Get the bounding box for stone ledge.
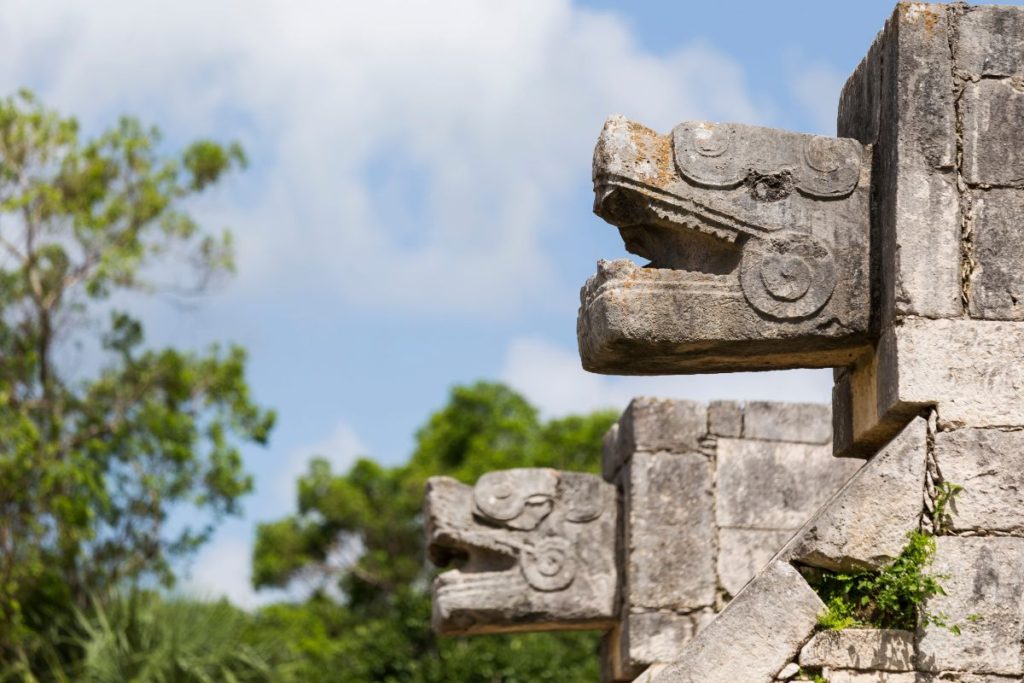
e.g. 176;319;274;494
798;629;914;672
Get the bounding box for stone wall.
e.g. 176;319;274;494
619;5;1024;682
424;398;861;680
602;398;860;681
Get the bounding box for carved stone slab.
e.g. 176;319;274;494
424;469;617;635
578;115;872;375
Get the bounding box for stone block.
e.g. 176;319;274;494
618;397;707;455
917;537;1024;676
798;629;914;671
621;610;711;675
826;673;916;683
967;190;1024;320
717;528;794;598
916;676;1021;683
626;451;716;610
650;562;823;683
785;417;927;572
707;400;742;438
955;5;1024;79
933;428;1024;534
836;317;1024;457
839;3;962;326
743;401;832;444
715;438;861;530
894;318;1024;429
963;80;1024;185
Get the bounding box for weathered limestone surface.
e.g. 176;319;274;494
425;399;852;681
917;537;1024;676
617;397;707;457
826;673;917;683
799;629;915;671
955;4;1024;78
783;417;926;572
717;528;793;598
424;469;617;635
837;318;1024;456
966;191;1024;320
962;80;1024;185
916;676;1022;683
603;397;707;480
716;438;858;530
933;428;1024;534
461;3;1024;678
776;662;800;679
650;562;822;683
707;400;742;437
743;401;832;444
616;610;713;669
839;2;961;328
625;450;716;610
893;318;1024;428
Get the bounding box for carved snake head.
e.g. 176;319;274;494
580;116;873;374
424;469;617;636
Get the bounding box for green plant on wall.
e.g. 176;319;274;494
932;481;963;534
812;531;958;634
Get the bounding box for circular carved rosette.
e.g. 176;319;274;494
522;537;576;592
740;232;836;320
474;478;523;521
692;123;732;158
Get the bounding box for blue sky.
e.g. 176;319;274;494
0;0;986;606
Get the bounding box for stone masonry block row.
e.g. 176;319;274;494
600;399;855;680
605;398;833;480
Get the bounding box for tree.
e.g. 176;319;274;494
0;90;275;667
251;382;617;682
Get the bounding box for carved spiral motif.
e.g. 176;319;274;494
522;538;576;591
740;232;836;320
804;136;844;173
692;123;731;158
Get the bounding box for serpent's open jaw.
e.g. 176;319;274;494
594;176;746;278
579;115;873;374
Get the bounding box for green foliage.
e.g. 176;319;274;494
251;381;616;681
932;481;963;534
3;591;284;683
813;531;956;633
0;90;273;667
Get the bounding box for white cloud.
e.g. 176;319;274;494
185;536;272;610
0;0;765;315
278;420;366;507
789;61;845;135
500;337;832;418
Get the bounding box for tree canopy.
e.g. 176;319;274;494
0;90;274;670
0;90;618;682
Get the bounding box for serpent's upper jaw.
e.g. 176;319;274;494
580;116;873;375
